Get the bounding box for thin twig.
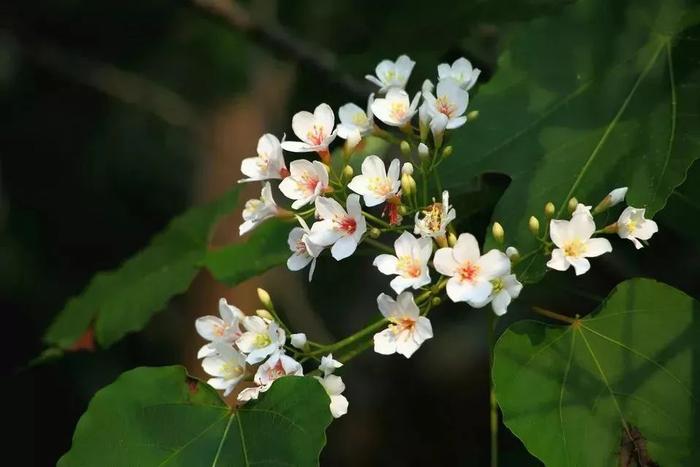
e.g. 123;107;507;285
190;0;370;99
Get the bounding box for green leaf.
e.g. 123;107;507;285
493;278;700;466
204;219;291;286
44;188;240;350
442;0;700;282
58;366;332;467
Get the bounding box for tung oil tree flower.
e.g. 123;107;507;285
201;343;247;397
236;316;286;364
239;182;278;236
239;133;288;182
365;54;415;92
281;103;337;161
336;94;375;149
309;194;367;260
319;353;343;376
347;155;401;207
373;291;433;358
423;79;470;130
279;159;329;209
373;231;432;294
414;190;456;238
237;353;303;402
287;216;323;281
315;374;349;419
547;209;612;275
437;57;481;90
371;88;421;127
433;233;511;306
195;298;245;358
616;207;658;249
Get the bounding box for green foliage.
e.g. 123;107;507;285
44;188;241;350
442;0;700;282
58;367;332;467
494;279;699;466
204;219;291;286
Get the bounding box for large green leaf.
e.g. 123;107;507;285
204;219;291;286
494;279;700;466
58;366;332;466
44;188;241;350
442;0;700;282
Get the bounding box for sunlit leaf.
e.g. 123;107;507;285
494;278;700;466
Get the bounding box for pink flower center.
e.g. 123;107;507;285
397;256;421;278
306;125;327;146
266;360;286;380
457;261;479;283
336;216;357;234
300;173;320;193
390;317;416;335
436;96;455;118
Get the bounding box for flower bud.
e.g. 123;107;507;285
528;216;540;235
402;162;414;175
430;113;448;149
593;187;628;214
369;227;381;239
400;140;411;156
492;222;504;244
290;333;307;349
567;197;578;213
505;246;520;262
467;110;479;121
419;103;431;142
442;146;453;158
401;173;415;196
257;288;272;309
342;165;354;178
544;202;555;218
418;143;430;160
602;222;618;234
256;308;274;320
422;79;434;95
431;296;442;307
448;232;457;246
398;205;409;216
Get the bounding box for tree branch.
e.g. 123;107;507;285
190;0;370;99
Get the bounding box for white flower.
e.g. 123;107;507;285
281;103;337;153
365;54;415;92
414;190;456;238
239;133;287;182
279;159;329;209
196;298;245;358
371;88;421;127
239;182;278;236
437;57;481;90
290;333;307;349
546;211;612;275
235;316;286;364
429;113;448;140
202;343;246;396
423;79;469;130
309;194;367;260
237;353;303;402
572;203;592;217
421;79;434;95
347;155;401;207
319;353;343;376
337;94;374;148
373;231;432;294
287;216;323;281
486;274;523;316
314;375;348;418
373;292;433;358
608;187;628;206
617;207;658;249
433;233;511;305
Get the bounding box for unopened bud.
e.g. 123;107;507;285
442;146;453;158
401;173;414;196
290;333;307;349
467;110;479;121
402;162;414;175
435;235;448;248
422;79;434;95
492;222;504;244
398;205;409;216
369;227;381;239
447;232;457;246
400;140;411;156
418;143;430;160
567;197;578;213
528;216;540;235
342;165;353;178
256;309;274;320
602;222;618;234
257;288;272;308
431;296;442;307
505;246;520;262
544;202;555;218
593;187;628;214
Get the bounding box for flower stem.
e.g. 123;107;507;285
362;210;392;228
531;306;577;324
306;317;387;358
488;312;499;467
363;237;395;254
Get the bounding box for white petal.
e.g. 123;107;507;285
287;251;312;271
331;236;358;260
433;248;458;276
491;291;512;316
549;220;570;247
569;211;596;240
394;231;416;257
453;233;481;263
314;103;335;133
376;293;397;319
195;316;225;341
373;254;399;275
584;237;612;258
373;328;397;355
546;249;570;271
569;257;591;276
361;155;387;178
291;111;315;143
329;395;349;418
477;250;511;279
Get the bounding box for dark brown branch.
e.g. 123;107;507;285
190;0;370;99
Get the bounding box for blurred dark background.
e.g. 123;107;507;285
2;0;698;465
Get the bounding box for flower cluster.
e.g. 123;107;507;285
194;53;658;421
